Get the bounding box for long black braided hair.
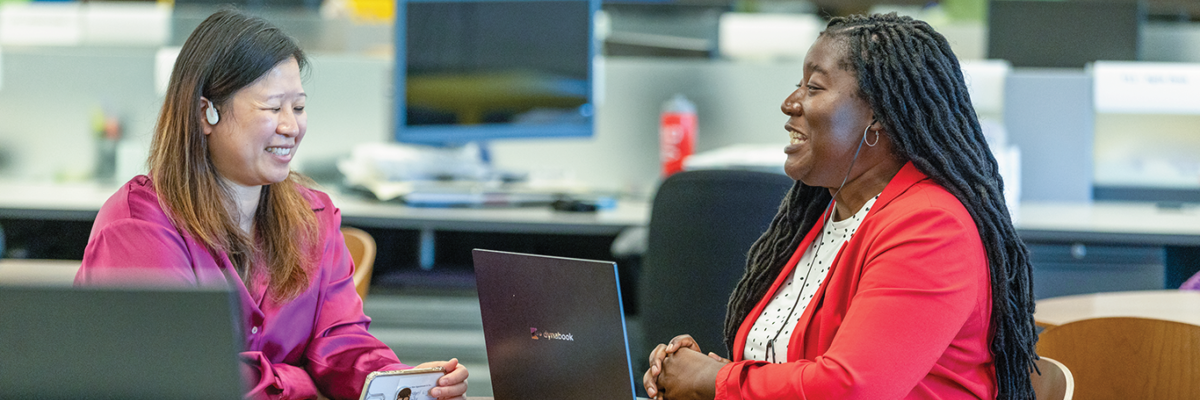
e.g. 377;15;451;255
722;13;1037;399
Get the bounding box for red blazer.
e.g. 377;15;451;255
717;162;996;400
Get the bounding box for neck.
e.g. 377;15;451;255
220;178;262;235
829;158;904;221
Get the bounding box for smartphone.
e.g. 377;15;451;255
358;367;444;400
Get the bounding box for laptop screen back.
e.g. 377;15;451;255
0;285;244;399
472;249;637;400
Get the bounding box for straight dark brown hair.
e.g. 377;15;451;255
149;8;319;301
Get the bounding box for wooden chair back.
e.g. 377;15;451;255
341;227;377;300
1032;356;1074;400
1037;317;1200;400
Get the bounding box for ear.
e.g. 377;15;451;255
869;118;886;134
200;97;216;135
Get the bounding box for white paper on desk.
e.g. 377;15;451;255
359;181;414;202
338;142;490;184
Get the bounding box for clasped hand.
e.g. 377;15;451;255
643;334;729;400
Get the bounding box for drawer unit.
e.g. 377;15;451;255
1027;242;1165;299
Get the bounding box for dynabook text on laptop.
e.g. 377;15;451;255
472;249;651;400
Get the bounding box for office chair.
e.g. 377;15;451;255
1032;356;1074;400
1037;317;1200;400
341;227;377;300
637;169;793;367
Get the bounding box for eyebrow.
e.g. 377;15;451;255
264;93;307;100
805;62;828;76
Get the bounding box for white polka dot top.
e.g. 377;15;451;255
743;195;879;363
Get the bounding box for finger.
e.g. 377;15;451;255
431;381;468;398
413;360;446;370
649;343;669;372
668;334;701;353
643;368;658;397
440;363;468;386
648;343;666;365
707;352;731;363
441;358;459;373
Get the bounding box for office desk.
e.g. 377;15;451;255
1016;202;1200;246
1015;202;1200;296
4;181;1196;241
1034;290;1200;328
0;181;650;269
0;259;81;284
5;181;1200;277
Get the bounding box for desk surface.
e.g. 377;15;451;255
1016;201;1200;246
1034;290;1200;327
0;259;81;284
0;181;650;236
6;181;1200;242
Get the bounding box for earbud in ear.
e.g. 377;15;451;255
205;101;220;125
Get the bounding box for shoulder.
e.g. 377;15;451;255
868;180;978;244
93;175;175;232
870;164;975;231
886;179;972;220
297;185;334;212
293;185;342;235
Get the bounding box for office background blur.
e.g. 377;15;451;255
2;0;1200;396
0;0;1198;204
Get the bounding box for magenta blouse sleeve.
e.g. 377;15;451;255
302;205;410;399
77;218;197;285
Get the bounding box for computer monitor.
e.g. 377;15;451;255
395;0;599;146
988;0;1143;69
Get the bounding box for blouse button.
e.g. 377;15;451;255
251;326;259;334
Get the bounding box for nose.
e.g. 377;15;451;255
781;88;803;116
277;109;300;137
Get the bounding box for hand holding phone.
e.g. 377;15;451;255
359;367;444;400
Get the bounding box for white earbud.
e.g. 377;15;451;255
205;101;220;125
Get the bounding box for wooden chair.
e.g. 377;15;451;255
1037;317;1200;400
341;227;377;300
1032;356;1074;400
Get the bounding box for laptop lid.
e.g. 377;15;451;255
472;249;637;400
0;285;244;399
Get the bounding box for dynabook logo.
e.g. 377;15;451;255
530;327;574;341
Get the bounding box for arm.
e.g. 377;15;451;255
297;215;470;399
77;218;197;286
715;206;988;400
243;352;325;399
298;206;412;399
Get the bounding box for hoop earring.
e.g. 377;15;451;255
863;124;879;147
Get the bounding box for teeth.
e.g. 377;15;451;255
788;130;804;145
266;147;291;156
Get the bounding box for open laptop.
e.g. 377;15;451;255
0;285;244;399
473;249;644;400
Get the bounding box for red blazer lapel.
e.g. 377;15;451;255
732;203;830;361
734;161;931;362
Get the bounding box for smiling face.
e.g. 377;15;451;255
781;35;877;188
204;57;306;190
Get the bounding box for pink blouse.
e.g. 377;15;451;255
76;175;410;399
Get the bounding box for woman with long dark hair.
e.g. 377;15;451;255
76;9;468;399
643;13;1037;400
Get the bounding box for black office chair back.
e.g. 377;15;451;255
639;169;794;361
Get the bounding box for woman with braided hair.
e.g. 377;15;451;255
643;13;1037;400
